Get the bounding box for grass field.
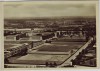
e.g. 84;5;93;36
8;41;86;65
5;35;86;66
51;36;86;42
38;42;85;52
9;54;69;65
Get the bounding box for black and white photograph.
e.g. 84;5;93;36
3;1;97;68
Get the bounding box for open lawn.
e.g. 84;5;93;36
9;54;69;65
38;42;85;52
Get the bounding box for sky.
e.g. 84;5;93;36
4;1;96;18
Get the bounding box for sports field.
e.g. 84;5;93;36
51;36;86;42
9;41;86;65
9;54;69;65
6;36;86;66
38;42;85;52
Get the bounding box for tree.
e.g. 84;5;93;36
4;58;9;64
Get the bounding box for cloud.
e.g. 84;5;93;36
4;1;96;18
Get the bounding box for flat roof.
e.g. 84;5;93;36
5;35;17;37
4;41;33;44
4;44;22;50
4;44;16;49
41;32;53;36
